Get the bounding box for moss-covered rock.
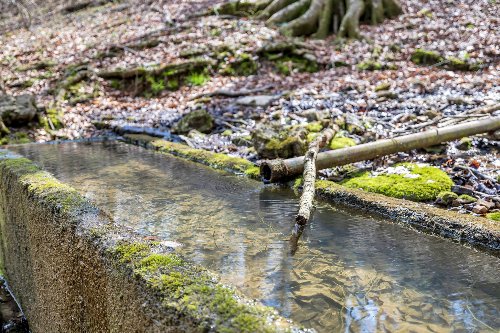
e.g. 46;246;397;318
270;55;319;75
172;109;214;134
457;137;472;150
342;163;454;202
329;136;356;150
436;191;458;206
411;49;443;65
251;126;306;159
458;194;477;204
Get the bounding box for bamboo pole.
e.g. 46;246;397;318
260;116;500;182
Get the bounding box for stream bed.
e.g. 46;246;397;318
10;141;500;332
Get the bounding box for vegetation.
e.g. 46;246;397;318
342;163;454;201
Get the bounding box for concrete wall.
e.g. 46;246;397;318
0;151;299;333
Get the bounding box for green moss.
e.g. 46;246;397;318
341;163;454;201
137;253;185;274
0;157;88;214
219;53;258;76
10;132;31;144
186;71;210;86
114;243;151;263
244;166;260;179
375;82;391;92
411;49;444;65
306;132;318;143
436;191;458;205
357;60;383;71
40;108;64;130
222;129;233;136
305;122;323;133
293;177;303;190
112;241;282;333
458;194;477;203
486;212;500;221
146;75;166;95
329;137;356;150
265;137;303;155
272;55;319;75
140;137;260;180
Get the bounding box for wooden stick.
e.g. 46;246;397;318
295;127;336;225
260;116;500;182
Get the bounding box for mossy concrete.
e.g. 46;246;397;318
122;134;261;180
315;180;500;252
0;150;303;332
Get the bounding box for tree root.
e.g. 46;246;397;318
257;0;402;38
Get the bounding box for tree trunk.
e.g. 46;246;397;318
260;116;500;182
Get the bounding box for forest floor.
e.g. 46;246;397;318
0;0;499;219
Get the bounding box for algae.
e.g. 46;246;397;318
341;163;453;201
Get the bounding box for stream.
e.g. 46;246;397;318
10;140;500;332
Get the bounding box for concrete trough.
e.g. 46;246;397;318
0;149;304;333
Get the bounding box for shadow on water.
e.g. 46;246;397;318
10;141;500;332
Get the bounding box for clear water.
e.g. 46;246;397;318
11;141;500;332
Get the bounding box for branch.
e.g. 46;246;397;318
260;116;500;182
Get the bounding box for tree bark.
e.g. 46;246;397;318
260;116;500;182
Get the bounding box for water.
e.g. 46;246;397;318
10;141;500;332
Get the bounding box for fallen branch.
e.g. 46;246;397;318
289;127;336;255
261;116;500;182
295;127;337;225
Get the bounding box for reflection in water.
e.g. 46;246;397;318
11;141;500;333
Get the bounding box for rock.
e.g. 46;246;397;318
236;95;279;107
456;137;472;150
435;191;458;206
457;194;477;204
345;113;364;135
472;205;488;214
423;109;439;119
251;126;306;159
451;185;475;196
476;199;495;210
302;109;330;122
0;94;38;126
172;109;214;134
376;90;398;99
374;82;391;92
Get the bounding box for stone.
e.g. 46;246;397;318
423;109;439;119
345;113;365;135
472;205;488;214
172;109;214;134
476;199;495;210
236;95;279;107
251;126;306;159
435;191;458;206
456;137;472;150
0;94;38;126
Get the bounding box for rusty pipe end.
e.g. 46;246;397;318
259;159;290;183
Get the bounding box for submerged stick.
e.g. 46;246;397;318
261;116;500;182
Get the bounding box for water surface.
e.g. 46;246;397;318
11;141;500;332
